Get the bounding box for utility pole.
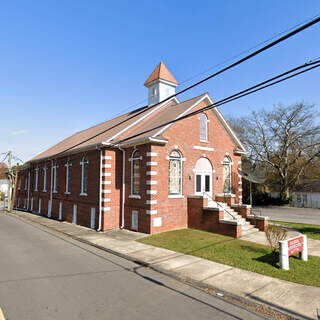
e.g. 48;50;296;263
7;151;12;212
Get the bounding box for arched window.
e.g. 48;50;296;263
34;167;39;191
43;165;47;192
52;161;59;193
222;156;232;194
200;113;208;141
131;150;141;195
65;160;72;194
80;156;88;195
169;150;182;195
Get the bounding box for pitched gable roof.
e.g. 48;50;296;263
31;99;176;161
30;92;246;162
116;94;207;145
144;62;178;86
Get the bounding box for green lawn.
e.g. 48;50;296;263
138;228;320;287
271;221;320;240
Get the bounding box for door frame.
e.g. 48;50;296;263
194;171;213;199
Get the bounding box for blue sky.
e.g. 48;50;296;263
1;0;320;163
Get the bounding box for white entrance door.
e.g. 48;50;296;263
194;158;213;199
195;173;212;198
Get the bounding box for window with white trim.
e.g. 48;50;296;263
169;150;182;195
80;156;88;195
43;165;47;192
52;162;59;193
130;150;141;196
34;167;39;191
24;176;28;190
200;113;208;141
18;178;21;190
222;156;232;194
65;161;72;194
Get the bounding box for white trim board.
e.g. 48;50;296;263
105;97;179;143
152;94;208;138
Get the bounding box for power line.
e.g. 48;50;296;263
113;60;320;146
0;153;9;163
45;16;320;160
179;12;320;86
106;12;320;118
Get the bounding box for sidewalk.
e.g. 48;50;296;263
241;230;320;257
7;210;320;320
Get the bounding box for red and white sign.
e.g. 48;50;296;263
279;234;308;270
288;236;303;256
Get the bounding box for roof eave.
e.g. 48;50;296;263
115;137;168;148
29;142;104;164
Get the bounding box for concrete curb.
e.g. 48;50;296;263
4;211;312;320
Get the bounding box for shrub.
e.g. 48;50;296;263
265;224;287;252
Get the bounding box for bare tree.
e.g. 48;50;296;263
228;103;320;200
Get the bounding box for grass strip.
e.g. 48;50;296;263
271;221;320;240
138;228;320;287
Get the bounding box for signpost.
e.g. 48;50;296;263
279;235;308;270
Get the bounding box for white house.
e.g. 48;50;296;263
291;179;320;209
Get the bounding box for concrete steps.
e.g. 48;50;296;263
207;201;260;237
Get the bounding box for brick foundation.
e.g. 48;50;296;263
231;204;251;218
247;215;269;232
188;195;242;238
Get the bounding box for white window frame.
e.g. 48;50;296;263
52;162;59;193
43;165;47;192
130;150;142;196
34;167;39;191
168;150;183;196
199;113;208;142
18;178;21;190
80;156;88;196
65;161;72;194
24;176;28;190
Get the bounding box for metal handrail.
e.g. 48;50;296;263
202;192;238;220
251;208;262;218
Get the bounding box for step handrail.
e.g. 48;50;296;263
202;192;237;220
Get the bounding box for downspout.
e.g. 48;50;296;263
119;146;126;229
97;149;103;231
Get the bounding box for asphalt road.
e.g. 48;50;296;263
253;206;320;225
0;214;266;320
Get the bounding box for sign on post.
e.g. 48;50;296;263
279;235;308;270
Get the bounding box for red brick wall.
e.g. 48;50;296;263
101;149;122;231
187;196;241;238
15;97;244;235
145;99;242;234
15;149;100;229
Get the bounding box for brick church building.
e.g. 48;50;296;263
15;62;267;236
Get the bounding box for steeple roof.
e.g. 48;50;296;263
144;62;178;86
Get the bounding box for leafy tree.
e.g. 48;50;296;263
228;103;320;201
